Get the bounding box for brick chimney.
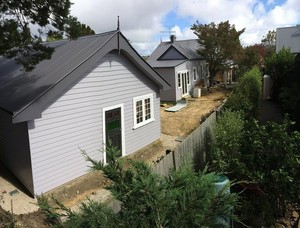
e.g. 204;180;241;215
170;34;176;43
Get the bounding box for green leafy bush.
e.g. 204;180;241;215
225;67;262;118
265;47;295;99
210;110;245;174
38;145;241;227
82;148;240;227
279;83;300;130
211;111;300;225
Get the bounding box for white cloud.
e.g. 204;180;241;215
70;0;300;54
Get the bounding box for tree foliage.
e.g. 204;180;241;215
261;30;276;58
210;110;245;174
237;45;262;77
81;147;240;227
191;20;245;82
225;67;262;118
64;16;95;40
265;47;295;99
261;30;276;48
265;47;295;80
211;110;300;225
38;146;241;227
0;1;94;71
46;16;95;42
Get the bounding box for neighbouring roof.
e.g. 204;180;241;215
0;30;170;123
276;26;300;53
147;39;204;68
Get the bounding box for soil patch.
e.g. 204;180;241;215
0;86;230;227
161;87;229;137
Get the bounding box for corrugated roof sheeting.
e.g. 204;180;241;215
147;39;203;67
0;31;117;114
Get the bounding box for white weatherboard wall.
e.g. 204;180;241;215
175;60;203;101
27;51;161;195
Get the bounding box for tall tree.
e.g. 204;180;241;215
261;30;276;58
261;30;276;48
0;0;71;71
243;45;263;68
46;16;95;41
46;30;64;42
191;20;245;84
65;16;95;39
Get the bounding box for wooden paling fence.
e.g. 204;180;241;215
108;108;222;212
153;110;218;176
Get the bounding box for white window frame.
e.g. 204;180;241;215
177;73;181;88
193;67;197;81
187;71;190;85
133;93;155;129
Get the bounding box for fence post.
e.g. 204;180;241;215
172;150;176;170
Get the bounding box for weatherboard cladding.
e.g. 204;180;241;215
276;26;300;54
156;68;176;101
147;38;205;101
0;31;169;123
0;31;117;115
27;51;161;194
0;30;167;195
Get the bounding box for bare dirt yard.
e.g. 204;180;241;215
0;86;230;227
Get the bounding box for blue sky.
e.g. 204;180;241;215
71;0;300;55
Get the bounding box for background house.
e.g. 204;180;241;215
0;30;169;196
147;35;207;102
276;25;300;54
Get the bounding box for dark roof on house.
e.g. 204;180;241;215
147;38;204;68
0;30;170;123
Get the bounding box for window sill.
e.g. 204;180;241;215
133;119;155;130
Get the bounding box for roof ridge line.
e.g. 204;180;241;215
13;31;119;119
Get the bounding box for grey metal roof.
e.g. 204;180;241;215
0;31;170;122
147;39;203;67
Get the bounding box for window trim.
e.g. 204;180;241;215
133;93;155;129
177;73;181;88
103;104;125;163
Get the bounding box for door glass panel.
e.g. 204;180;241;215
107;120;120;131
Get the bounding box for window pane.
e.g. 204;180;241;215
177;73;181;87
145;98;151;120
136;100;143;123
107;120;120;130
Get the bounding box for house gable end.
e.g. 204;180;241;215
11;31;169;123
158;46;187;60
13;34;119;123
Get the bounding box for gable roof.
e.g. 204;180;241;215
0;31;170;123
147;39;204;68
276;26;300;54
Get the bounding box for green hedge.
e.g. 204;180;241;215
225;67;262;118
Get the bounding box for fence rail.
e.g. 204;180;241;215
153;111;217;176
